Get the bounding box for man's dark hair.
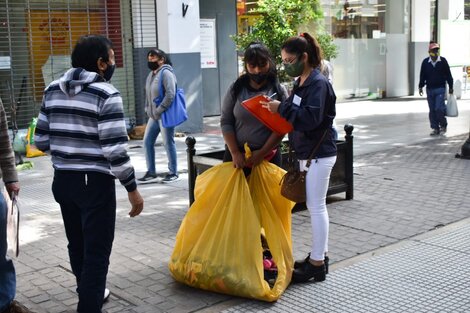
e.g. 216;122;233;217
148;49;173;66
71;35;113;73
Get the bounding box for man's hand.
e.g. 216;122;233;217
5;182;19;198
449;88;454;94
128;189;144;217
418;88;423;96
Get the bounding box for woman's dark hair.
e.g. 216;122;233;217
231;42;280;99
71;35;113;73
281;32;323;69
148;49;173;66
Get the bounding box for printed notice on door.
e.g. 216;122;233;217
200;19;217;69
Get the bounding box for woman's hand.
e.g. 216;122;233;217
246;150;265;167
261;99;281;113
231;150;246;169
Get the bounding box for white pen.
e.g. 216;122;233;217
267;92;277;99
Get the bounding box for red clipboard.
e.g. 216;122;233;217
241;95;293;135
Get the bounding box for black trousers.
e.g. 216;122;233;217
52;170;116;313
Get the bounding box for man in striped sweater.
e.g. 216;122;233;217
35;35;144;313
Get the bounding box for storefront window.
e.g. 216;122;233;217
322;0;386;39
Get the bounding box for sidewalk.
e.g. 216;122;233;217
10;96;470;312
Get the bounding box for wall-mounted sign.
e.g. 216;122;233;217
0;56;11;70
200;19;217;69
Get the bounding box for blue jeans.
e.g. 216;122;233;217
426;87;447;130
0;193;15;312
143;118;177;175
53;171;116;313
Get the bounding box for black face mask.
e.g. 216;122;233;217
147;61;159;71
103;63;115;81
248;72;268;85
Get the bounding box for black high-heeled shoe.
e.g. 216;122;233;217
292;261;326;283
294;254;329;274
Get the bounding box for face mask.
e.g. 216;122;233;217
103;63;115;81
248;72;268;84
284;58;304;77
147;61;159;71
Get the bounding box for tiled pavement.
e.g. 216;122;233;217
8;96;470;312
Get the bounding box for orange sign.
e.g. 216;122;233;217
237;0;246;15
27;10;103;99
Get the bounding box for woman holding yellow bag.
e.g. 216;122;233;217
262;33;337;283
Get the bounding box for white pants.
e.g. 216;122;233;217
299;155;337;261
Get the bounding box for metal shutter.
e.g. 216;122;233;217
0;0;157;132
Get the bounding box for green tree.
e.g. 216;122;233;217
232;0;338;68
316;32;339;60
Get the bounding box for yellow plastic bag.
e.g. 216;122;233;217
169;159;294;301
25;118;46;158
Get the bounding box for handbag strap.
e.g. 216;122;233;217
287;129;328;169
305;129;328;168
290;81;333;169
157;68;166;98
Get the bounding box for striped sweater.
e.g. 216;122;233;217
35;68;136;192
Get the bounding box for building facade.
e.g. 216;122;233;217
0;0;468;132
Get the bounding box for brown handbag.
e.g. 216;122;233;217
280;130;327;203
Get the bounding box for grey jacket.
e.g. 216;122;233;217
145;64;177;121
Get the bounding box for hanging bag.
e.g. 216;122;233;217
153;69;188;127
446;94;458;117
280;130;327;203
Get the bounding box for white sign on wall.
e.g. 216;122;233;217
200;19;217;68
440;20;470;66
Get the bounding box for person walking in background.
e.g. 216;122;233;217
419;42;453;136
138;49;179;183
262;33;337;283
220;42;288;171
0;100;33;313
35;35;144;313
320;59;338;140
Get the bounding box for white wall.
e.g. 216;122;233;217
386;34;409;97
411;0;431;43
156;0;200;53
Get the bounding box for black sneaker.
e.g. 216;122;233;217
138;172;158;182
161;174;179;183
440;127;447;135
430;129;440;136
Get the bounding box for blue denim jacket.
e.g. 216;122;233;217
278;69;337;159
